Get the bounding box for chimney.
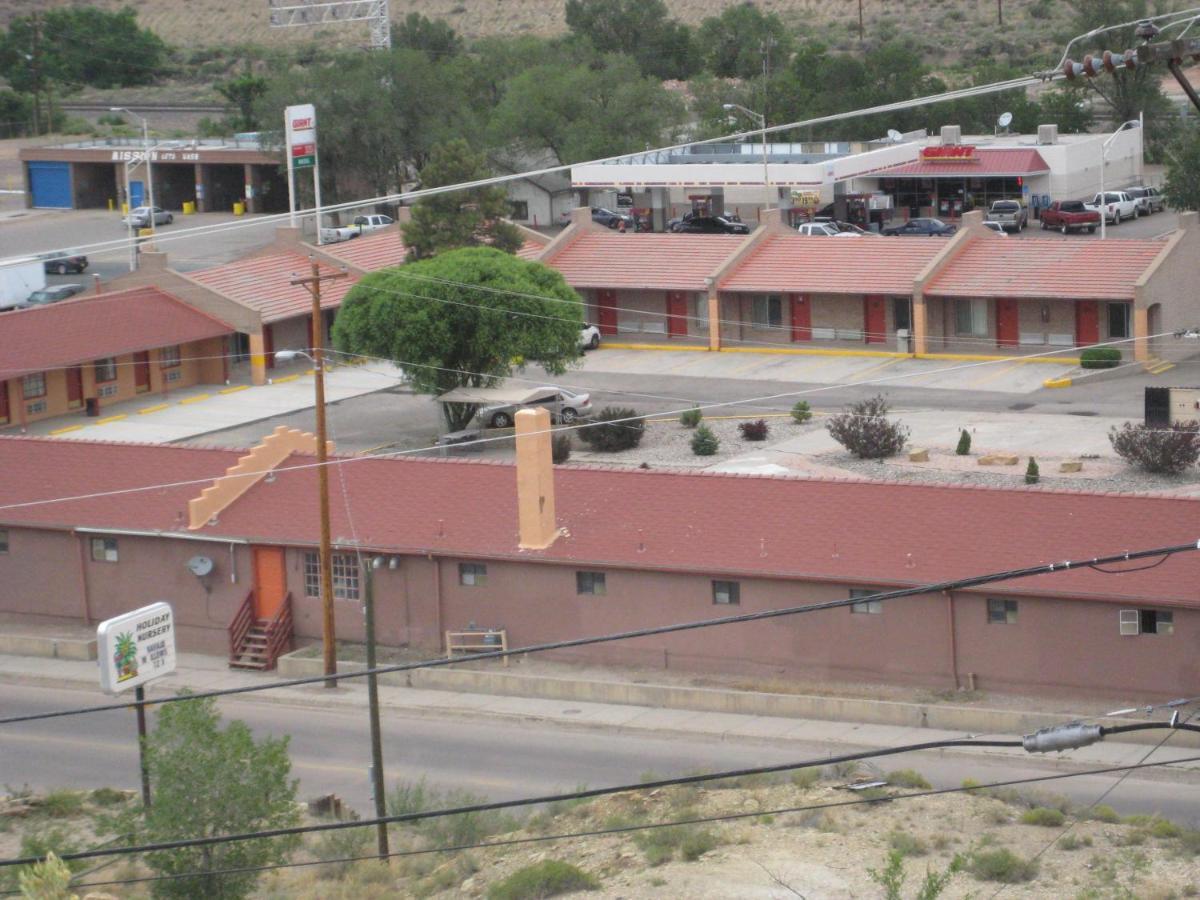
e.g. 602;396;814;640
1037;124;1058;145
939;125;961;146
515;407;560;550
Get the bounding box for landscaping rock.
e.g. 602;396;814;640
1059;460;1083;473
978;454;1019;466
908;448;929;462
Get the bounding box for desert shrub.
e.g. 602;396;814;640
691;424;719;456
738;419;769;441
889;829;928;857
39;789;86;818
967;848;1038;883
679;828;718;861
1086;804;1120;823
551;434;571;464
826;395;909;459
680;407;702;428
1109;421;1200;474
312;824;373;880
577;407;644;452
633;825;719;865
791;400;813;424
90;787;129;807
1178;828;1200;856
487;859;598;899
1080;346;1122;369
955;429;971;455
1058;833;1091;850
886;769;932;790
1024;457;1039;484
388;779;513;847
791;768;820;789
1019;807;1064;827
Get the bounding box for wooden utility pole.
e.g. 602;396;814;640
859;0;864;41
291;259;347;688
30;12;43;135
997;0;1003;26
363;558;389;859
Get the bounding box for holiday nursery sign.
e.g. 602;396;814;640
97;602;177;694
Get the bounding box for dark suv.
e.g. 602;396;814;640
40;251;89;275
676;215;751;235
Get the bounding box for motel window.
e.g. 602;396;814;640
508;200;529;221
303;552;360;601
160;345;182;368
1120;608;1173;636
850;588;881;614
954;299;987;336
987;598;1018;625
576;571;606;596
94;358;118;383
0;528;7;553
90;537;118;563
752;294;782;329
459;563;488;586
1107;303;1130;339
712;580;740;605
21;372;46;399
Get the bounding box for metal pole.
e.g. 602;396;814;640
125;162;136;272
313;144;323;246
309;259;337;688
364;559;389;859
143;117;156;238
760;113;771;212
286;114;297;229
135;685;151;808
1099;142;1106;241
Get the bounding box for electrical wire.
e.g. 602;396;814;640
0;539;1196;729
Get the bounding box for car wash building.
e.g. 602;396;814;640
19;137;289;214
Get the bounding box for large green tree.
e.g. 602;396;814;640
402;139;523;261
696;4;794;80
392;12;463;58
1163;126;1200;210
216;70;268;132
333;248;583;430
564;0;695;80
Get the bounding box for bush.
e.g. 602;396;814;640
487;859;598;899
738;419;769;441
691;424;720;456
551;433;571;464
1019;807;1065;827
1110;421;1200;474
886;769;932;790
888;829;928;857
791;768;821;789
633;825;719;865
577;407;645;452
790;400;813;424
680;406;702;428
967;848;1038;883
955;429;971;455
825;395;909;459
1024;457;1039;484
1086;804;1120;824
1080;346;1122;369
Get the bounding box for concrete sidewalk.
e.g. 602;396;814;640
3;651;1197;779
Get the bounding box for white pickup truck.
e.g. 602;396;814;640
1087;192;1139;225
319;214;395;243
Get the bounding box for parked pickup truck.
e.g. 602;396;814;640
985;200;1028;232
319;213;394;243
1087;191;1138;225
1039;200;1100;234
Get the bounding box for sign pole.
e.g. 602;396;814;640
135;684;151;808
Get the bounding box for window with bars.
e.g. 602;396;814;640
987;598;1018;625
94;358;117;383
712;580;740;605
22;372;46;399
459;563;487;586
850;588;881;614
576;571;606;596
90;537;118;563
160;345;182;368
302;552;360;600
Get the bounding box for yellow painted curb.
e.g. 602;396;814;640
604;342;709;352
1043;377;1073;389
305;368;316;376
605;342;1081;366
219;385;249;395
1149;363;1175;375
96;414;127;425
137;404;169;415
722;345;904;359
179;394;210;405
916;352;1081;366
49;424;84;435
272;374;300;384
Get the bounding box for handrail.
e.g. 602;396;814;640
264;593;294;669
228;590;254;661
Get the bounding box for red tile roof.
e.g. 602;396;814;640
189;252;358;323
319;229;407;271
1;436;1197;607
516;238;548;260
873;148;1050;177
0;287;234;380
545;233;745;291
925;237;1165;300
721;234;942;295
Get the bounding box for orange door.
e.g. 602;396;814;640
66;367;83;409
1075;300;1099;346
264;324;276;369
667;291;688;337
790;293;811;342
863;295;886;344
996;298;1019;347
597;290;618;335
252;547;287;620
134;352;151;393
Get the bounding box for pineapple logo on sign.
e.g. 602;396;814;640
113;632;138;683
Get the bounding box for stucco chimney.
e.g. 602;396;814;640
939;125;961;146
515;407;560;550
1037;124;1058;145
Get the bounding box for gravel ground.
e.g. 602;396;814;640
567;415;805;469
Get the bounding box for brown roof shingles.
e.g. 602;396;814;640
189;252;357;323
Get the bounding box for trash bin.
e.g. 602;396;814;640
232;201;245;216
896;328;910;354
85;398;99;417
182;201;196;215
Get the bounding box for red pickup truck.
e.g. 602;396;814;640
1040;200;1100;234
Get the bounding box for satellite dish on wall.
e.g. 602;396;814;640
186;556;214;577
887;129;903;143
997;112;1013;129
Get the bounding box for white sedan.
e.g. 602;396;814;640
579;324;601;350
120;206;173;228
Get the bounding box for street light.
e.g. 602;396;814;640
1098;118;1141;240
110;107;156;236
723;102;773;212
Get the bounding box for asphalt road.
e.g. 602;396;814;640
3;685;1198;823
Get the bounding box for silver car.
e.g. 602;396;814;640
120;206;173;228
479;387;593;428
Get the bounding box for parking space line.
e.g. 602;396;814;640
49;424;83;435
138;403;169;415
219;385;249;395
965;361;1024;388
844;358;902;382
179;394;210;405
272;374;300;384
95;414;126;425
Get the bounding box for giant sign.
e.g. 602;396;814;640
97;602;177;694
286;103;317;169
919;145;978;162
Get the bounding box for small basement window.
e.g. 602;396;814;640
90;537;118;563
1120;608;1173;635
987;598;1018;625
712;580;740;605
459;563;487;586
850;588;881;614
576;571;606;596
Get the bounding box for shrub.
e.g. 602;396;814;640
967;848;1038;883
1086;804;1120;824
791;768;821;790
633;825;720;865
551;433;571;464
790;400;813;424
1024;457;1039;485
888;829;928;857
1059;833;1091;850
90;787;129;807
886;769;932;790
577;407;645;452
691;424;720;456
487;859;598;899
955;429;971;455
39;789;85;818
1080;346;1122;369
1109;421;1200;474
1019;807;1065;827
680;407;702;428
826;395;909;459
738;419;769;441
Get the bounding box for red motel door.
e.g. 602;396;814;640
790;294;811;342
996;298;1019;347
1075;300;1099;346
264;325;276;369
0;380;9;425
597;289;618;335
252;547;287;620
65;367;83;409
667;291;688;337
134;352;151;393
863;295;886;344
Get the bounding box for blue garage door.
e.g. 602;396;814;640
28;162;72;209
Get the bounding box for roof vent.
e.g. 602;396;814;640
939;125;962;146
1037;124;1058;145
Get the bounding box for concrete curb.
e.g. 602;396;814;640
601;343;1079;366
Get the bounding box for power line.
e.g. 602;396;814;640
0;539;1195;729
